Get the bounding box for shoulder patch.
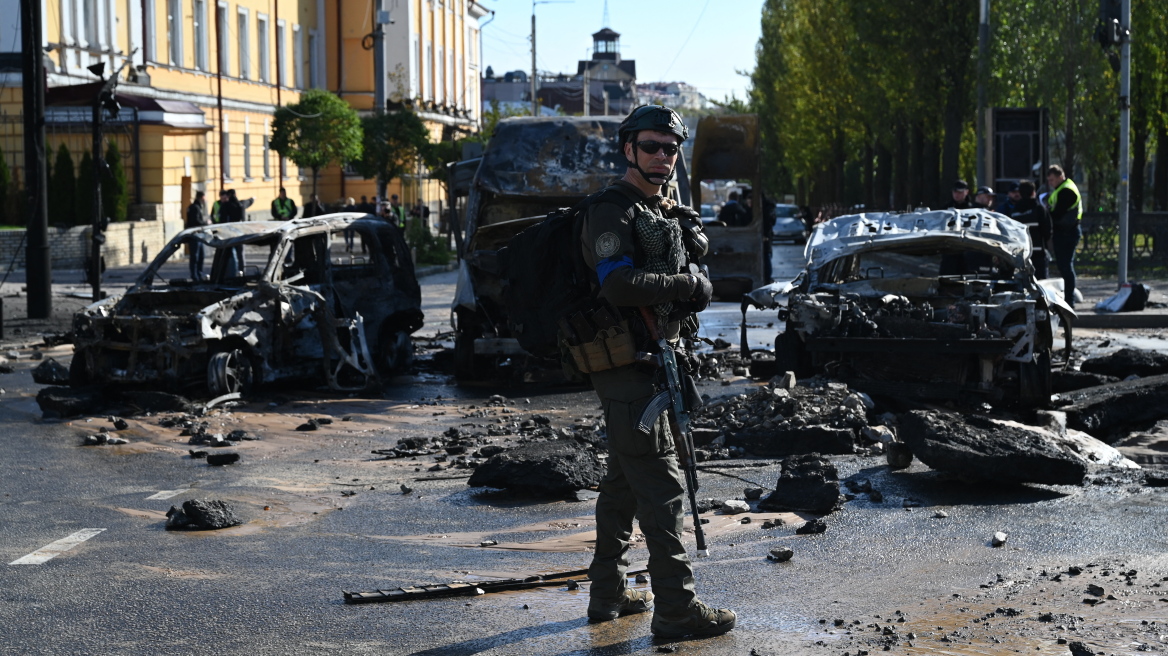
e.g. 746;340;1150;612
595;232;621;258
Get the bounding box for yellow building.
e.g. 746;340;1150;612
0;0;486;226
318;0;487;209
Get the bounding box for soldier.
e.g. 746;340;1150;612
580;104;734;639
185;191;209;280
270;187;298;222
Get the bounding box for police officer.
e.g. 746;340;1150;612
580;104;735;639
1010;180;1052;279
270;187;298;221
948;180;975;209
1046;164;1082;306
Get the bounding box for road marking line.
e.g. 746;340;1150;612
9;529;107;565
146;490;186;500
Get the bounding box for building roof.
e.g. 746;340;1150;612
592;28;620;40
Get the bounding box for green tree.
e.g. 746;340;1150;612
270;89;363;198
102;141;128;222
352;110;430;200
49;144;75;226
75;150;94;228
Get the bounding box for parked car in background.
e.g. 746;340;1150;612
747;208;1075;406
771;203;808;243
71;215;423;396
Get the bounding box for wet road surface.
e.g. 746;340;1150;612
1;241;1166;654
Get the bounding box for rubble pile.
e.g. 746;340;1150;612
467;439;605;496
165;499;243;530
36;385;194;419
1057;373;1168;440
899;411;1088;485
758;454;842;514
31;358;70;385
1080;348;1168;379
693;378;882;459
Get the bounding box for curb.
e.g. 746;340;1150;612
1072;312;1168;329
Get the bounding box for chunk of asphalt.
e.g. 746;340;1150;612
206;453;240;466
165;499;243;530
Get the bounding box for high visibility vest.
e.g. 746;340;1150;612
1048;178;1082;223
211;200;222;223
274;197;295;217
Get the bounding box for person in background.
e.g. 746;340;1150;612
302;194;326;218
717;191;747;226
270;187;298;222
974;186;995;209
996;182;1021;215
948;180;975;209
1045;164;1082;306
211;190;228;223
386;194;407;230
185;191;209;280
1010;180;1052;280
357;195;376;214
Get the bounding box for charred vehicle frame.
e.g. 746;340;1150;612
748;209;1076;406
71;215;423;396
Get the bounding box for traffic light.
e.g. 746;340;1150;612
1096;0;1125;48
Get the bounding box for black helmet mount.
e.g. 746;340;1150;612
618;104;688;186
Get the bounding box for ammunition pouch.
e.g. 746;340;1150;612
565;320;638;374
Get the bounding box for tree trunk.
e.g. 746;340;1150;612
874;141;891;211
894;123;910;211
924;135;941;211
312;167;319;199
1132;127;1147;213
1063;98;1076;179
941;88;964;193
910;122;926;208
1155;120;1168;211
863;140;875;210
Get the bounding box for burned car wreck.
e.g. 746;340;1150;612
750;209;1075;405
71;215;423;396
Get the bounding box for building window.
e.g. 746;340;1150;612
293;25;303;89
308;30;319;88
456;54;463;107
143;0;156;61
217;2;230;74
437;47;444;104
276;20;286;86
193;0;208;71
167;0;182;66
221;131;231;180
257;15;269;83
448;49;455;105
237;8;250;79
424;42;432;101
263;131;271;179
243;133;252;179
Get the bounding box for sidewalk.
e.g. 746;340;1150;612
1072;275;1168;328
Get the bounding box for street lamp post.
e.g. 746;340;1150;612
530;0;571;117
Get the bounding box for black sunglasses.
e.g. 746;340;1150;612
635;140;680;157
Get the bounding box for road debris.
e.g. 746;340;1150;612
758;454;841;514
467;439;604;497
165;499;243;530
1080;347;1168;378
767;546;794;562
1059;373;1168;440
206;453;240;466
342;566;625;604
899;411;1089;485
991;531;1008;547
31;357;70;385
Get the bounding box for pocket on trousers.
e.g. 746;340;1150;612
603;396;665;458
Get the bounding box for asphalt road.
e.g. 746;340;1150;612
1;242;1167;655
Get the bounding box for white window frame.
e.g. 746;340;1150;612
409;34;419;99
448;48;454;105
167;0;183;67
256;14;270;83
237;7;250;79
437;46;444;104
275;19;287;87
217;2;230;75
293;24;303;89
193;0;209;72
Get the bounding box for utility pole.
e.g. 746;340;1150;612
530;12;537;117
88;63;122;303
1116;0;1132;285
21;0;50;318
976;0;990;189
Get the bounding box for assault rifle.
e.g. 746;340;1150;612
635;308;709;557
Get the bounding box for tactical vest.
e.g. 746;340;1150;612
274;197;295;218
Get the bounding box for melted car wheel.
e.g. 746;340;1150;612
207;348;254;396
377;326;414;375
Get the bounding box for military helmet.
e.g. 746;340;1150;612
618;104;689;145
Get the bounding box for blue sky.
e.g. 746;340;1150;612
476;0;765;103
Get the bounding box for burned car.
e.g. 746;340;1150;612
749;209;1075;405
452;116;689;380
71;215;423;396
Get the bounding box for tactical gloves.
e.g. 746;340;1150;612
670;205;709;259
675;264;713;313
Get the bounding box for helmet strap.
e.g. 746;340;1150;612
626;149;675;187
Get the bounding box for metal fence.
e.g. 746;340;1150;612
0;107;141;219
1079;211;1168;273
